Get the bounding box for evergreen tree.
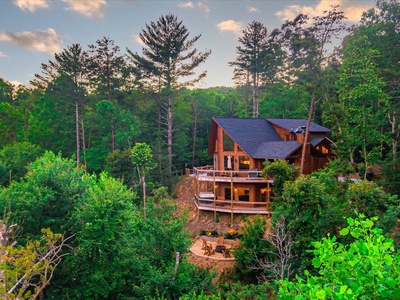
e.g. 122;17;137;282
31;44;88;167
229;21;282;118
87;37;129;151
127;14;211;187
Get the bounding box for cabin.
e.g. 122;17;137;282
193;117;336;219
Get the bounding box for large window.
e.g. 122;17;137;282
239;155;250;170
223;132;234;151
224;155;234;170
236;188;249;201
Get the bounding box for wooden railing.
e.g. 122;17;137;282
194;195;271;215
193;166;273;183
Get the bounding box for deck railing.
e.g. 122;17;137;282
194;195;271;215
193;166;273;183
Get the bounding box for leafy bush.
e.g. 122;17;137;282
278;213;400;299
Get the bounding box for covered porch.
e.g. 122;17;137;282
193;166;274;221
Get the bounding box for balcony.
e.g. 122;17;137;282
193;166;274;184
193;166;273;216
194;195;271;215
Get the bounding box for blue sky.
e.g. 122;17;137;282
0;0;375;88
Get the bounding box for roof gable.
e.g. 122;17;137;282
266;118;332;133
212;118;282;157
210;117;332;160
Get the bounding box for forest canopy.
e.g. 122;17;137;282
1;1;399;299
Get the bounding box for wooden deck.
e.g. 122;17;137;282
194;195;271;215
194;166;273;184
193;166;273;217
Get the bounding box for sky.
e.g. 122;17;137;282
0;0;376;88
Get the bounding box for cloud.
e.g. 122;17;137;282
130;34;144;46
276;0;373;23
248;6;258;13
0;51;6;58
179;1;210;16
13;0;49;12
62;0;106;19
216;20;243;35
179;2;194;9
0;28;63;54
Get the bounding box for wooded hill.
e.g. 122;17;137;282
0;1;398;193
0;1;399;299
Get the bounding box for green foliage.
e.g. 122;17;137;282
0;151;87;236
105;148;136;187
177;291;222;300
278;213;400;299
176;281;275;300
274;175;338;273
336;34;389;172
218;282;275;300
261;159;296;196
345;180;398;218
0;226;69;300
131;142;157;173
56;172;140;299
234;216;272;282
0;141;42;186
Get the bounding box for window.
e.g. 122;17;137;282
236;188;249;201
239;156;250;170
225;188;231;200
223;132;234;151
224;155;233;170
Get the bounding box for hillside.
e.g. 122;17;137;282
172;176;247;237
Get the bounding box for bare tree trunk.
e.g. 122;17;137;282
192;101;198;168
252;72;259;118
167;95;173;177
111;121;116;151
80;98;87;171
245;71;250;118
389;109;398;164
300;93;315;175
142;173;146;219
75;100;81;167
172;252;180;281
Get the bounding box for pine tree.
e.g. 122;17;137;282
127;14;211;185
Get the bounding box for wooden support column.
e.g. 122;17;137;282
213;172;216;221
230;171;233;224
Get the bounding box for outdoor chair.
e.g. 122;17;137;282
201;238;208;250
222;247;231;258
204;243;214;256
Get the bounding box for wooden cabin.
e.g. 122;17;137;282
193;117;335;219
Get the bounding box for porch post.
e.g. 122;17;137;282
213;170;216;220
230;171;233;224
267;179;270;213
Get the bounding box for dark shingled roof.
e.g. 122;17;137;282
212;117;332;160
311;137;325;147
213;118;282;157
267;118;332;133
253;141;301;159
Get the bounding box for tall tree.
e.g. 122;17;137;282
87;37;128;151
278;7;347;174
31;44;88;167
229;21;282;118
131;142;156;219
358;0;400;192
127;14;211;186
337;35;389;177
